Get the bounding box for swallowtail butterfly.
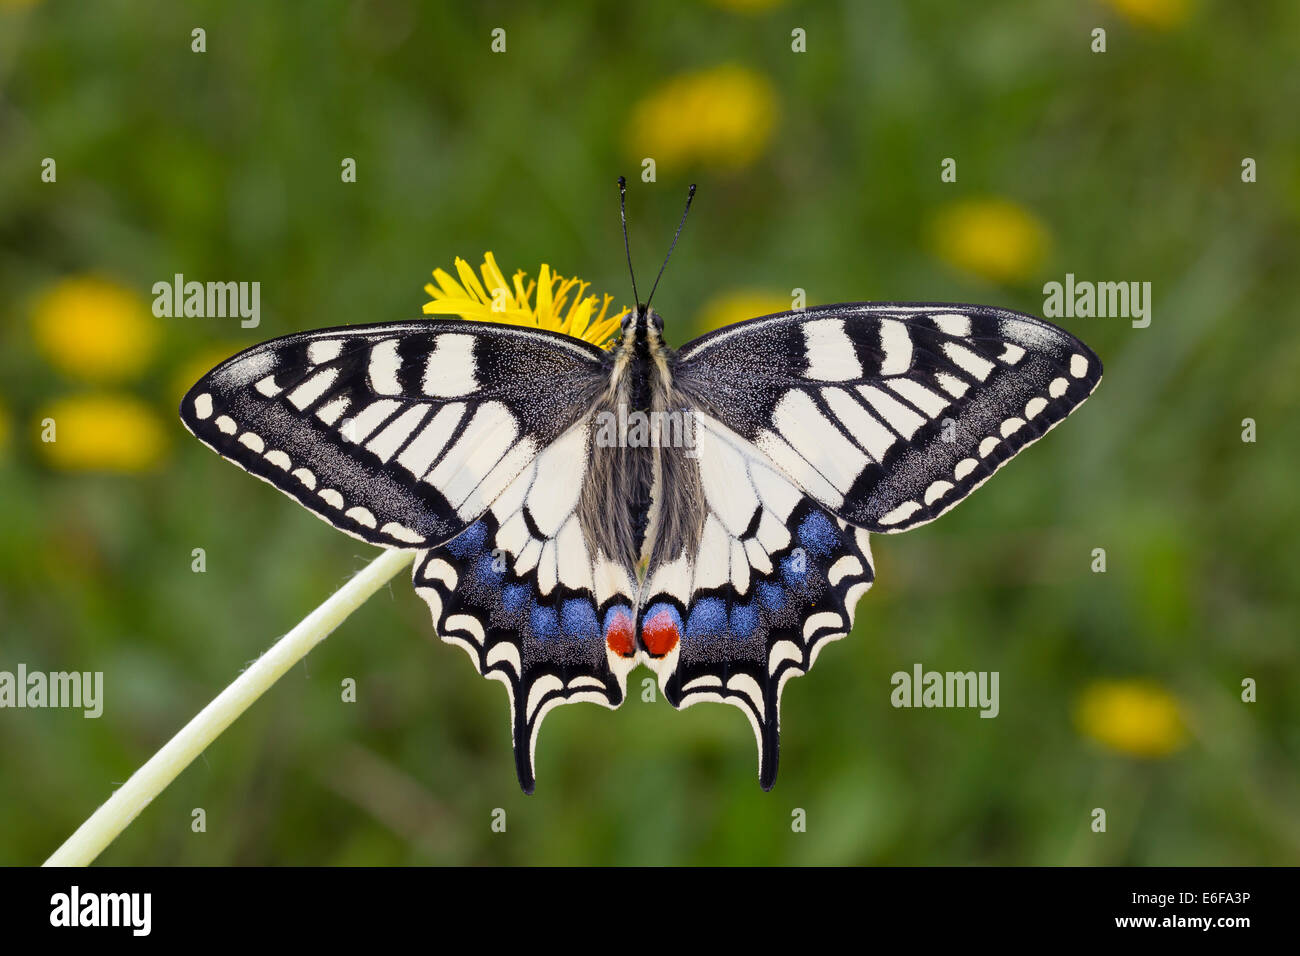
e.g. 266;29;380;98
181;184;1101;792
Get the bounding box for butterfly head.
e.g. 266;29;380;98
620;304;665;350
621;303;663;332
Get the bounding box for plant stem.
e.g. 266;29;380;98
43;547;416;867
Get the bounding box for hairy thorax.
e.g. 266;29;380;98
577;312;705;583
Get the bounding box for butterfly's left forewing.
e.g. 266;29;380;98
180;320;608;549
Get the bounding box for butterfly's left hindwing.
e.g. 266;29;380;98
638;413;874;789
412;421;639;793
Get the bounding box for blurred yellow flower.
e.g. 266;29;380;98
424;252;629;349
1075;679;1188;758
1104;0;1191;30
628;65;777;171
32;276;159;383
697;290;795;335
37;394;167;472
930;198;1049;285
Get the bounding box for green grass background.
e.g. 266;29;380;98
1;0;1297;864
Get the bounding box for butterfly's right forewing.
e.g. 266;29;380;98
674;303;1102;533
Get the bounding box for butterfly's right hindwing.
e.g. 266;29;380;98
180;320;608;549
636;412;875;790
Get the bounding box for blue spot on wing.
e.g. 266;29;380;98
530;603;559;640
502;583;529;614
445;520;489;559
475;551;504;585
758;581;785;611
781;552;808;586
797;510;837;557
729;601;759;637
560;599;598;639
685;597;727;639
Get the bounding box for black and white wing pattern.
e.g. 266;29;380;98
638;411;875;790
180;320;606;548
674;303;1102;533
412;420;640;794
182;320;639;793
182;298;1101;793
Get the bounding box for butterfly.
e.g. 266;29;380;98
180;183;1101;793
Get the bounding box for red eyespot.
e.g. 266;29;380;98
604;609;636;658
641;610;680;657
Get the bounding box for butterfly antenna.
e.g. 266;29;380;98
618;176;640;307
645;183;696;311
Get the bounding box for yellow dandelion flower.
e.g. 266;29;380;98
1104;0;1192;30
697;290;795;335
628;65;777;171
930;198;1049;285
32;276;159;383
423;252;629;349
1074;679;1188;758
37;394;167;473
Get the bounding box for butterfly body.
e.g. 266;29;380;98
182;297;1100;793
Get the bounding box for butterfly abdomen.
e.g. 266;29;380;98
578;387;647;575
